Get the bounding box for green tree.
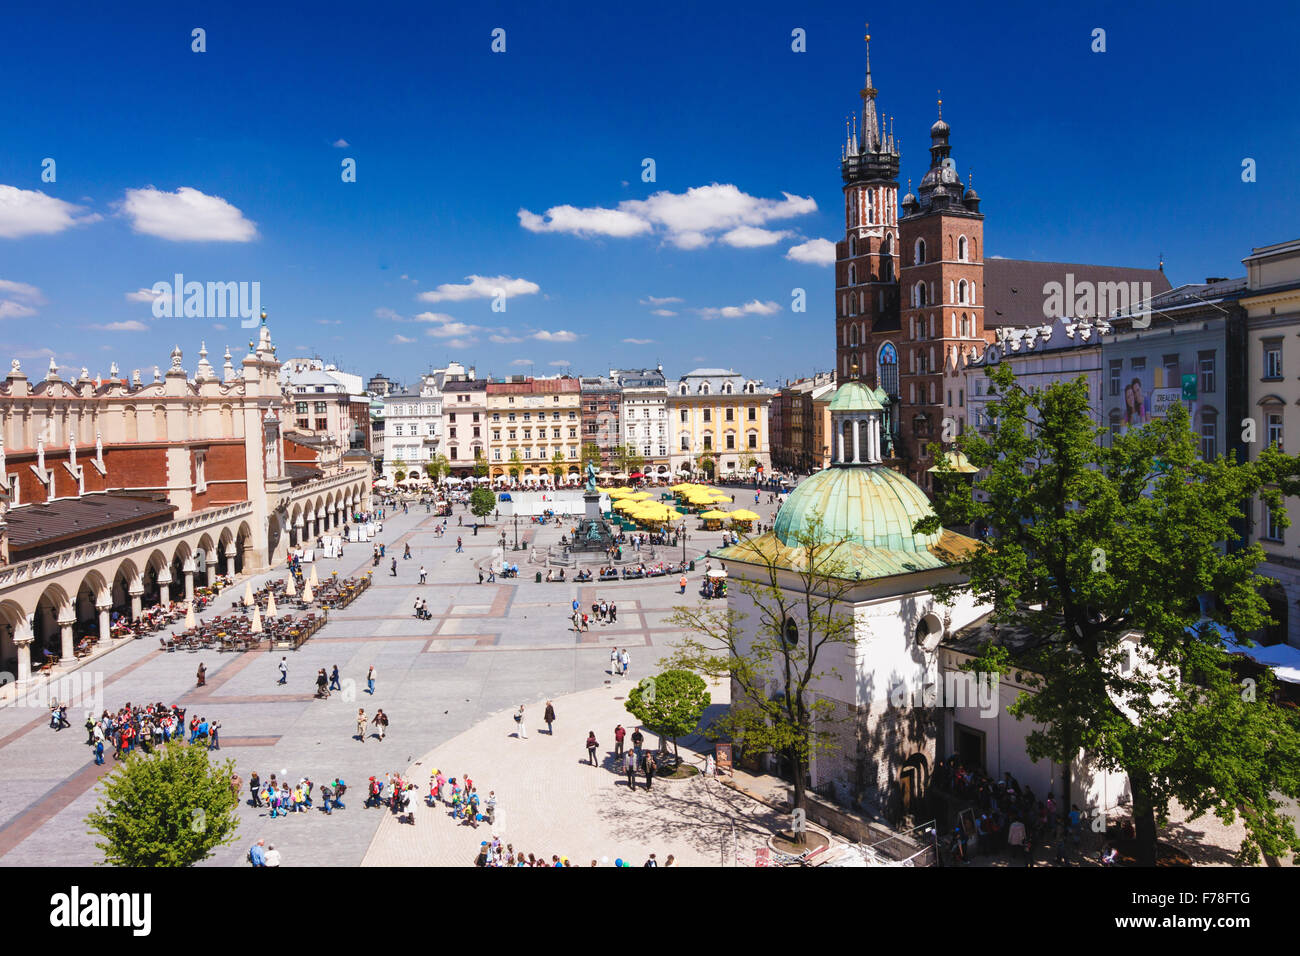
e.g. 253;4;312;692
85;740;240;867
581;443;602;469
551;449;567;480
470;485;496;520
472;453;488;478
626;669;711;758
697;452;716;477
392;458;407;484
920;361;1300;866
508;449;522;479
426;453;450;484
665;515;858;837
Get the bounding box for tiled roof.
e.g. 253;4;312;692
5;494;177;555
983;259;1172;327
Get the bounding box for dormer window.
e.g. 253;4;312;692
700;383;709;395
679;384;687;395
723;383;732;395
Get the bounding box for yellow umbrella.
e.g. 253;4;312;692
285;575;297;597
627;491;651;500
607;487;629;498
728;509;759;522
302;581;315;603
250;604;263;634
266;593;278;618
700;509;730;519
613;499;636;512
309;565;319;588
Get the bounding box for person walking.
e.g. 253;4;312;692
678;574;687;594
624;750;637;792
544;700;556;736
514;704;528;738
277;656;288;685
94;737;105;765
249;771;262;807
611;647;620;675
620;647;630;676
610;603;618;624
586;731;599;766
315;668;329;698
614;723;626;757
196;662;206;687
208;720;222;750
367;664;376;695
329;665;341;692
419;565;427;584
644;752;656;791
373;709;388;741
478;569;484;585
390;557;398;576
356;708;367;743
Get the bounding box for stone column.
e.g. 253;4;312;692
837;427;844;464
206;557;219;588
225;552;236;577
97;601;111;642
58;613;75;662
129;584;143;620
14;631;33;684
183;563;195;602
852;420;861;464
158;572;171;606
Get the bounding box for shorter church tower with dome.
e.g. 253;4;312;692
716;377;990;819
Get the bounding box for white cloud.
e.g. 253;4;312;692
374;307;403;321
785;238;837;265
696;299;782;320
721;226;791;248
519;204;650;238
0;279;46;319
418;275;540;303
622;338;653;345
411;311;457;323
0;185;101;238
119;186;258;242
548;360;570;367
90;320;149;332
650;308;676;317
124;288;157;303
489;333;523;344
519;183;816;250
390;334;416;345
317;319;342;325
639;296;682;306
510;358;533;366
425;321;479;338
333;138;350;148
531;330;579;343
444;337;476;349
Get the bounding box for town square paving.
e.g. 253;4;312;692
0;487;780;867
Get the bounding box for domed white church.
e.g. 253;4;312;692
716;379;990;819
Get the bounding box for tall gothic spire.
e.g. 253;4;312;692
859;23;880;153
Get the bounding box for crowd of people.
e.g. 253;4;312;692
77;701;223;764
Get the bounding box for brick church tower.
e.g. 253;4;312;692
894;100;985;490
834;27;900;391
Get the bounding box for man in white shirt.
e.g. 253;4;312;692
263;844;282;867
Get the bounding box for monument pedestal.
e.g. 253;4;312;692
570;491;615;555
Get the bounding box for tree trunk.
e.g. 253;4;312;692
789;745;808;845
1129;771;1158;867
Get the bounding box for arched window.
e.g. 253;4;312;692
849;235;857;257
723;382;732;394
881;234;894;282
958;279;968;304
915;238;926;265
849;263;856;286
849;191;858;226
866;189;875;224
700;383;709;395
958;235;968;261
849;325;858;347
877;342;898;397
916;281;927;307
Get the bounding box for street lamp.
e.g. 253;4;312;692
681;519;687;565
513;513;520;551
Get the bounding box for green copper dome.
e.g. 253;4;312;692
828;381;882;412
773;464;940;553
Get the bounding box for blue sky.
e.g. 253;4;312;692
2;0;1297;388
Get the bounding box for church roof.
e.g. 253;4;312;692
827;381;882;412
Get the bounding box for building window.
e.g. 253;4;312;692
315;418;328;431
296;402;308;414
450;448;458;459
1265;501;1286;543
394;425;403;436
1198;351;1216;394
958;235;967;261
703;435;712;451
726;434;735;450
748;432;757;449
748;407;757;421
1109;360;1122;396
915;238;926;265
1264;340;1283;380
703;409;711;423
1267;412;1284;451
681;436;689;451
1200;410;1218;459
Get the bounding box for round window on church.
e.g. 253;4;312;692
915;613;943;652
782;617;799;647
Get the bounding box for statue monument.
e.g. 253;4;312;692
570;459;615;555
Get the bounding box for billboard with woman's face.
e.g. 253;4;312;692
1119;354;1198;434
